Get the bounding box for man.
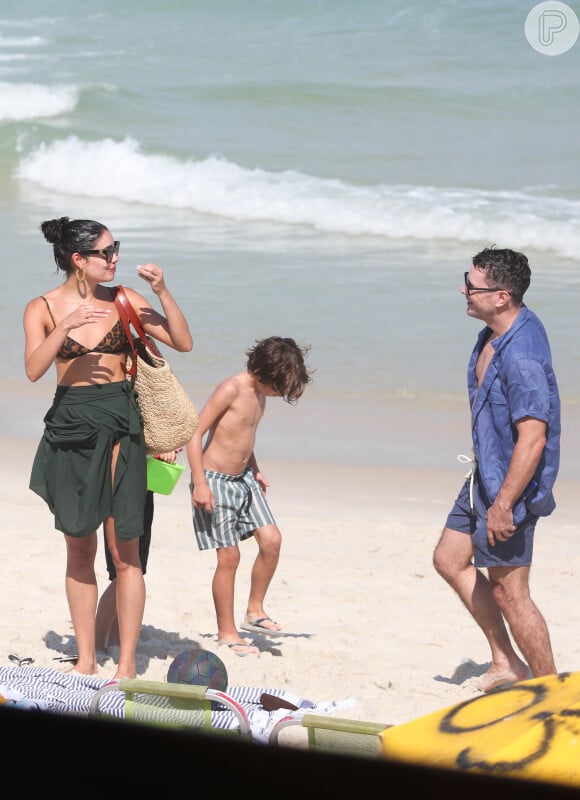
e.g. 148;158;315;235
433;247;561;693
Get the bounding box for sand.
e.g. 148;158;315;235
2;436;579;731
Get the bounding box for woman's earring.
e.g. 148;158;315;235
75;267;87;297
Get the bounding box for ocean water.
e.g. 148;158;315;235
1;1;578;475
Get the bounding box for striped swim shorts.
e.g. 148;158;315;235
191;466;276;551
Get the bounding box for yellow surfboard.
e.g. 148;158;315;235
379;671;580;788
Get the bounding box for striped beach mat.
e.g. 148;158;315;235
0;665;355;743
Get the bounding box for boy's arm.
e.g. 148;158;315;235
248;452;270;494
186;424;214;511
186;378;239;510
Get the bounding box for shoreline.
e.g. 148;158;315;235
2;377;579;479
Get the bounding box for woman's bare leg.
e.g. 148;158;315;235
104;517;145;678
64;532;99;675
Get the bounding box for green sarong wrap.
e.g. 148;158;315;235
30;380;146;540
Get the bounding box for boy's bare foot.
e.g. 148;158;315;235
218;639;259;657
240;615;283;635
477;664;530;693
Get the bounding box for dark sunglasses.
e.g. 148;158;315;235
79;241;120;264
464;271;504;297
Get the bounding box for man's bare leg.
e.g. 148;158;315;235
433;527;529;691
489;564;556;679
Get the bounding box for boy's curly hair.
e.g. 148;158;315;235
246;336;313;404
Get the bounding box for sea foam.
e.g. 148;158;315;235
15;135;580;259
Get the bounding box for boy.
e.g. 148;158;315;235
187;336;312;657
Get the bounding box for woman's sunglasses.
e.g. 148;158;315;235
78;241;120;264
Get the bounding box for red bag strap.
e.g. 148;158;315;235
113;286;140;381
115;285;147;342
114;285;163;358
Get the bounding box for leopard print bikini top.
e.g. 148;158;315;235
41;296;130;360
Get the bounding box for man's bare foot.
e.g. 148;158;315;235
477;664;530;693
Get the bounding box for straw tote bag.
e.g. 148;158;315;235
114;285;198;455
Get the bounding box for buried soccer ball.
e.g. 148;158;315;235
167;648;228;691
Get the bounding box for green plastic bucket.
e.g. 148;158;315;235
146;456;185;495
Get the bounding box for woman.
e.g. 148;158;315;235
23;216;192;678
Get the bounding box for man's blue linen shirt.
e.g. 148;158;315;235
468;305;561;523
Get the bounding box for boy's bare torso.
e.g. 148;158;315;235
202;371;266;476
